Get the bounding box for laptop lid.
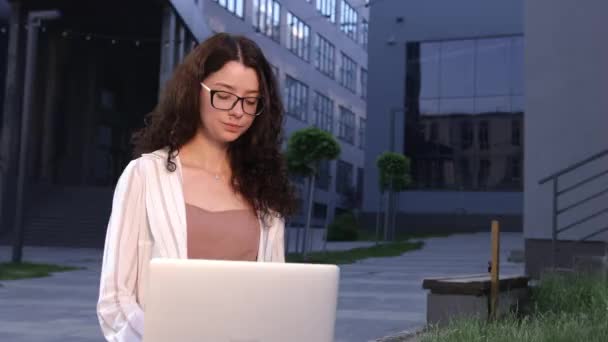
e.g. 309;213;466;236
143;258;340;342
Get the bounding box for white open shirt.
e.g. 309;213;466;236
96;148;286;342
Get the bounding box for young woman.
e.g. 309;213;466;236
97;33;296;342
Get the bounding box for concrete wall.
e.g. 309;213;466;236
365;0;524;216
524;0;608;242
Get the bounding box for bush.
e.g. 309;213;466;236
327;212;360;241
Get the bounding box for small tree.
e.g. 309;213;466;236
286;127;340;259
376;152;411;242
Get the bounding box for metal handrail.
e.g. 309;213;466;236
539;149;608;185
557;187;608;215
538;148;608;268
557;207;608;234
581;225;608;242
557;169;608;196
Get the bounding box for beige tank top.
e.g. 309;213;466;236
186;204;260;261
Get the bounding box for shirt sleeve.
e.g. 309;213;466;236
97;160;146;342
272;216;286;263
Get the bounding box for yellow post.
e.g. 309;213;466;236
490;220;500;320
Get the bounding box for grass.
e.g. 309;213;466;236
287;240;424;265
0;262;82;280
419;273;608;342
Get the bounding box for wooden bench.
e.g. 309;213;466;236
422;274;529;326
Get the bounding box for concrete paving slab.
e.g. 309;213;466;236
0;232;524;341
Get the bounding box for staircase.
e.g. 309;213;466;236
538;148;608;274
20;184;114;248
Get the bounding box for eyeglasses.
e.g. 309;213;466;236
200;82;264;116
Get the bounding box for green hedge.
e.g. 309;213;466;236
327;212;360;241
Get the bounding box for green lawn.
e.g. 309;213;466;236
0;262;83;280
287;240;424;265
419;273;608;342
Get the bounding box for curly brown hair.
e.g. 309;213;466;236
132;33;296;220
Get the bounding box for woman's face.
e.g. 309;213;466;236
199;61;260;145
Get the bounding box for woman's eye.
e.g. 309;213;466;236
216;93;231;100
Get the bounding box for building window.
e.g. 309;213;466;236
478;159;491;189
340;0;358;40
290;173;305;185
316;0;336;23
287;12;311;61
459;158;472;187
479;121;489;150
336;160;354;194
361;19;368;48
358;117;366;149
419;123;427;141
212;0;244;18
460;121;473;149
360;67;367;99
313;202;328;220
432;160;445;187
338;106;355;144
339;52;357;92
253;0;281;42
511;119;521;146
313;92;334;133
510;157;522;180
356;167;364;206
314;34;336;79
315;160;331;191
284;75;309;122
430;122;439;142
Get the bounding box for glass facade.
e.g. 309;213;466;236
406;36;524;191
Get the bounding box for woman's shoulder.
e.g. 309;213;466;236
139;147;170;162
120;148;171;178
133;147;170;167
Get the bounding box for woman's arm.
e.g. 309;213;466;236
97;160;146;342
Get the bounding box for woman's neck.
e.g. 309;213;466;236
180;129;230;174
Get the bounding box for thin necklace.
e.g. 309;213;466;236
198;167;226;181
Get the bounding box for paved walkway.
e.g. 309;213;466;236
0;232;524;342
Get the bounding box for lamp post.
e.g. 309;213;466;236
12;10;61;263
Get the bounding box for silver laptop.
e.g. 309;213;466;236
143;258;340;342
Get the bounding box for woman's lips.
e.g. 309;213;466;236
222;122;242;132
